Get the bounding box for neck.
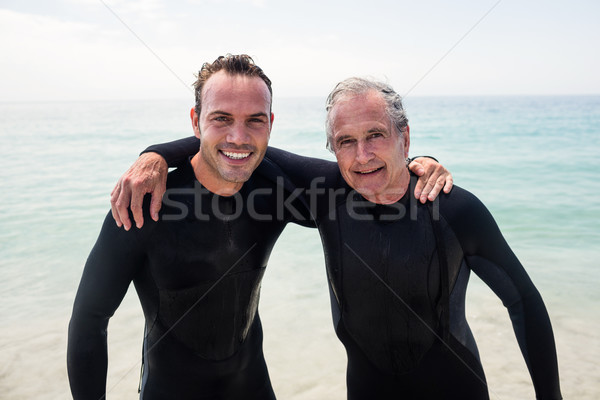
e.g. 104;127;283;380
362;170;411;205
190;153;243;196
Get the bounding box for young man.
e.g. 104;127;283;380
69;54;300;399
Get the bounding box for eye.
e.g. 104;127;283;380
338;138;356;148
368;132;384;140
246;116;269;128
214;116;229;122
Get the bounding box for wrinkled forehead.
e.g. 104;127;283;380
331;92;390;131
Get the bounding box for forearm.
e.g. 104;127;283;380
508;292;562;399
142;136;199;167
67;212;144;397
67;316;109;399
448;189;561;398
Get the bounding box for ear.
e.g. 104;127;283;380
404;125;410;158
190;107;200;138
269;112;275;136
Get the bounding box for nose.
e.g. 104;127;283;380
226;123;250;146
355;141;374;164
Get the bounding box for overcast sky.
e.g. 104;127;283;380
1;0;598;101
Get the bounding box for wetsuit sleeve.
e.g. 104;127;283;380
264;147;339;189
263;147;343;223
444;189;562;399
139;141;337;224
142;136;200;167
67;212;146;399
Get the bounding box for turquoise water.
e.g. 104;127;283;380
1;96;598;398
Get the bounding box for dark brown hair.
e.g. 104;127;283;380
193;54;272;116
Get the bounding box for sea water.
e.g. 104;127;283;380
0;95;598;399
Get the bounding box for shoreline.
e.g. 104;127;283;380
1;267;597;399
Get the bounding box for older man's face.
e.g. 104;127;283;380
330;90;410;204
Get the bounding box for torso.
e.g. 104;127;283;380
134;161;294;398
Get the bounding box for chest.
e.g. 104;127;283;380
146;196;286;290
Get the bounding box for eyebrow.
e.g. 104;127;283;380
335;128;387;144
209;110;232;116
249;112;269;119
208;110;269;119
366;127;387;134
335;134;354;145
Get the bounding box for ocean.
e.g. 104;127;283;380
0;95;598;399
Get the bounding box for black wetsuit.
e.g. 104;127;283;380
143;137;562;399
67;158;311;399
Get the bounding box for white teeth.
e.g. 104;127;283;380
358;168;380;174
222;151;250;160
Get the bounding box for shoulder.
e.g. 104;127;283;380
91;209;148;265
439;185;489;220
438;186;503;255
165;159;195;190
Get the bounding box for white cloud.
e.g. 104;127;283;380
100;0;167;22
0;8;190;101
185;0;266;6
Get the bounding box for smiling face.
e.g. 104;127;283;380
190;70;273;195
330;90;410;204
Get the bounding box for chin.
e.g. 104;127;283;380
223;171;253;183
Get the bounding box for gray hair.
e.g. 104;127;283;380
325;77;408;152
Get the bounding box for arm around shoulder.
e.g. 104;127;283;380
408;156;453;203
142;136;200;167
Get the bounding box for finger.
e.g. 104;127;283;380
149;185;166;222
414;175;426;200
413;168;432;200
419;169;440;203
110;182;123;228
408;160;425;176
443;174;454;193
130;189;145;229
427;176;447;201
110;182;118;198
115;185;133;231
420;182;434;203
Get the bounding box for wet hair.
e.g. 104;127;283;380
325;77;408;152
193;54;272;116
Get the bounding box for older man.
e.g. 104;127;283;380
315;78;561;398
114;78;562;399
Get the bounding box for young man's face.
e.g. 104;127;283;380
191;70;273;193
330;90;410;204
